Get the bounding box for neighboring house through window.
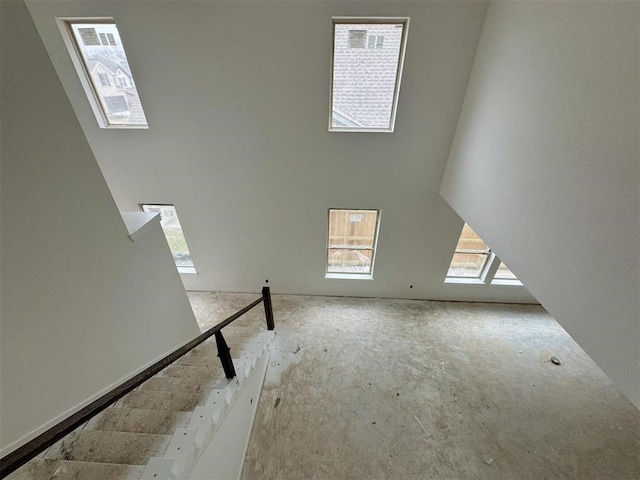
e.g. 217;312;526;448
59;18;148;127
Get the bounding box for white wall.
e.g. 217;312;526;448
440;1;639;407
26;0;537;304
0;0;201;454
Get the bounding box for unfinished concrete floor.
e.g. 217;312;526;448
187;292;640;480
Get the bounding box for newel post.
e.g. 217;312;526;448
262;286;275;330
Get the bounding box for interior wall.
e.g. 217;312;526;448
26;0;536;304
0;0;201;454
440;1;639;407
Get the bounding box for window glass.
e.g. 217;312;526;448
327;209;380;274
494;261;518;280
67;21;148;127
141;205;194;269
447;224;490;278
331;19;408;131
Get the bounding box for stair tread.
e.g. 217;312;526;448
87;407;191;434
175;354;220;369
159;364;218;380
139;374;214;394
52;460;144;480
7;459;144;480
119;389;205;412
5;458;56;480
45;430;171;466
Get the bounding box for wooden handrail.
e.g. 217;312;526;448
0;286;275;479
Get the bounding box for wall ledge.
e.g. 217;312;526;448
121;211;160;242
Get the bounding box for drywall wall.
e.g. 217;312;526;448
26;0;537;304
0;0;201;454
440;1;639;407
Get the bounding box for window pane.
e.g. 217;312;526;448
328;209;378;248
141;205;194;268
494;261;518;280
328;248;373;274
331;21;407;130
327;208;380;276
447;253;489;278
455;224;490;253
69;22;147;127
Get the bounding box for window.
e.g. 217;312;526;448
116;76;129;88
447;224;491;278
348;30;367;48
368;35;384;49
330;18;409;132
59;19;148;128
446;223;521;286
327;209;380;277
141;204;195;273
97;72;110;86
494;262;517;280
104;95;128;113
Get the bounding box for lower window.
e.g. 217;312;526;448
446;223;521;285
447;223;490;278
327;209;380;276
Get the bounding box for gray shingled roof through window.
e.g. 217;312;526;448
332;23;404;129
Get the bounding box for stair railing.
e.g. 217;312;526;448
0;286;275;479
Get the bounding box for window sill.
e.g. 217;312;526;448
444;277;524;287
178;266;197;275
444;277;485;285
490;279;523;287
325;273;374;280
329;127;394;133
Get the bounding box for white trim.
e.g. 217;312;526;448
187;348;271;480
444;277;485;285
178;266;198;275
491;279;524;287
480;252;500;283
325;273;374;280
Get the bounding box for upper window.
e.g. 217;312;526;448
330;18;409;132
141;204;195;273
327;209;380;277
446;223;521;285
60;19;148;128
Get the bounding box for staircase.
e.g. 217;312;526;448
6;330;274;480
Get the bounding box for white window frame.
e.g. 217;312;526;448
329;17;410;133
56;17;148;129
445;225;523;287
325;208;381;280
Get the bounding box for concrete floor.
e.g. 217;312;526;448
187;292;640;480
